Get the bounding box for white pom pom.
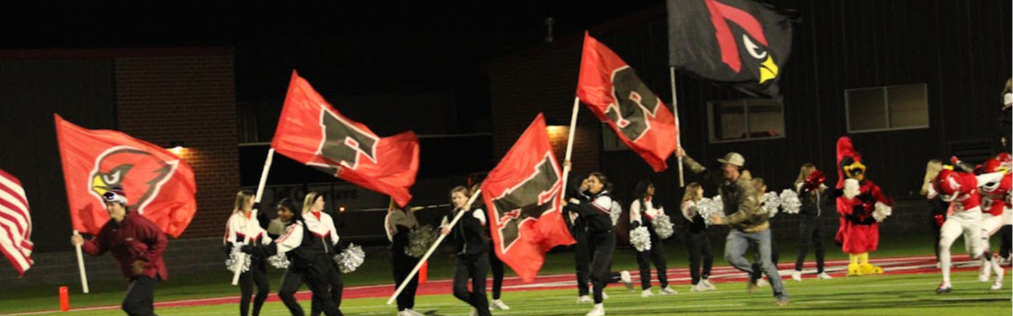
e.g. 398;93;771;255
696;197;725;226
334;243;366;273
762;191;781;218
873;202;892;222
629;226;652;252
267;254;290;270
225;246;251;273
652;214;675;239
779;189;802;215
844;179;860;199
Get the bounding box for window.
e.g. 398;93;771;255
707;98;786;143
845;84;929;133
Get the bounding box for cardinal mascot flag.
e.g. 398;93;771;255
55;115;197;238
577;32;678;172
272;71;419;207
667;0;793;97
481;114;576;283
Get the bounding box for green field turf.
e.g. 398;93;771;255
1;234;1009;315
6;271;1011;316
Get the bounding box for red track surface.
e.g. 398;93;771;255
4;254;991;315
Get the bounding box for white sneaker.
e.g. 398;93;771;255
701;279;717;290
817;272;833;280
397;311;410;316
586;303;605;316
641;289;654;297
690;283;707;292
992;267;1005;290
469;307;478;316
491;299;510;310
791;270;802;282
980;260;992;282
577;295;593;304
756;278;769;287
620;270;634;291
659;286;678;295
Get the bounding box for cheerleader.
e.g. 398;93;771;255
224;191;272;316
751;178;780;287
441;186;491;316
681;183;715;292
792;164;832;281
387;200;423;316
563;167;619;316
629;181;677;297
302;192;345;316
241;198;343;316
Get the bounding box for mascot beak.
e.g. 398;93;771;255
759;55;779;84
92;174;109;196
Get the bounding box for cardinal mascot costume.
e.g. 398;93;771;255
835;137;893;276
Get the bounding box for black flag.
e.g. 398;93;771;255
668;0;794;97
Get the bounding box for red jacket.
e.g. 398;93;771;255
82;212;169;280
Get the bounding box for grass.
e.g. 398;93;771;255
0;233;1004;315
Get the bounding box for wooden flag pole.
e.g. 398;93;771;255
387;189;482;305
669;67;685;187
72;229;89;293
560;97;581;200
232;148;275;285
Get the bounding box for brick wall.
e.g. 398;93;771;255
114;54;239;239
486;40;601;176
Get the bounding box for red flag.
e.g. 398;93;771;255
55;115;197;238
577;32;679;172
0;169;34;275
481;114;576;283
272;71;419;207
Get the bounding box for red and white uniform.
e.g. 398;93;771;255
979;172;1012;237
629;197;663;226
931;169;991;285
224;211;273;246
304;211;340;253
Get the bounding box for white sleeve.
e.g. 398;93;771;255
325;215;340;246
274;223;304;255
473;209;487;226
591;196;614;213
224;214;238;245
629;200;642;224
681;201;696;221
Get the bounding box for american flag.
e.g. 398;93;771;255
0;168;33;275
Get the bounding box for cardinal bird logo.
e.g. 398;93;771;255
88;146;179;214
704;0;779;84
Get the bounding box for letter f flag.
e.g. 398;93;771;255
272;71;419;207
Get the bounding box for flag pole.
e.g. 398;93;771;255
560;97;580;200
232;148;275;285
387;189;482;305
669;67;684;187
72;229;89;294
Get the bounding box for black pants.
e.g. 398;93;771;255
239;259;270;316
310;261;344;316
489;249;504;300
453;253;490;316
752;238;779;280
279;269;306;316
123;275;159;316
588;232;615;304
795;216;826;273
1001;225;1013;259
391;251;420;311
636;233;668;289
304;259;343;316
687;231;714;285
574;232;591;296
